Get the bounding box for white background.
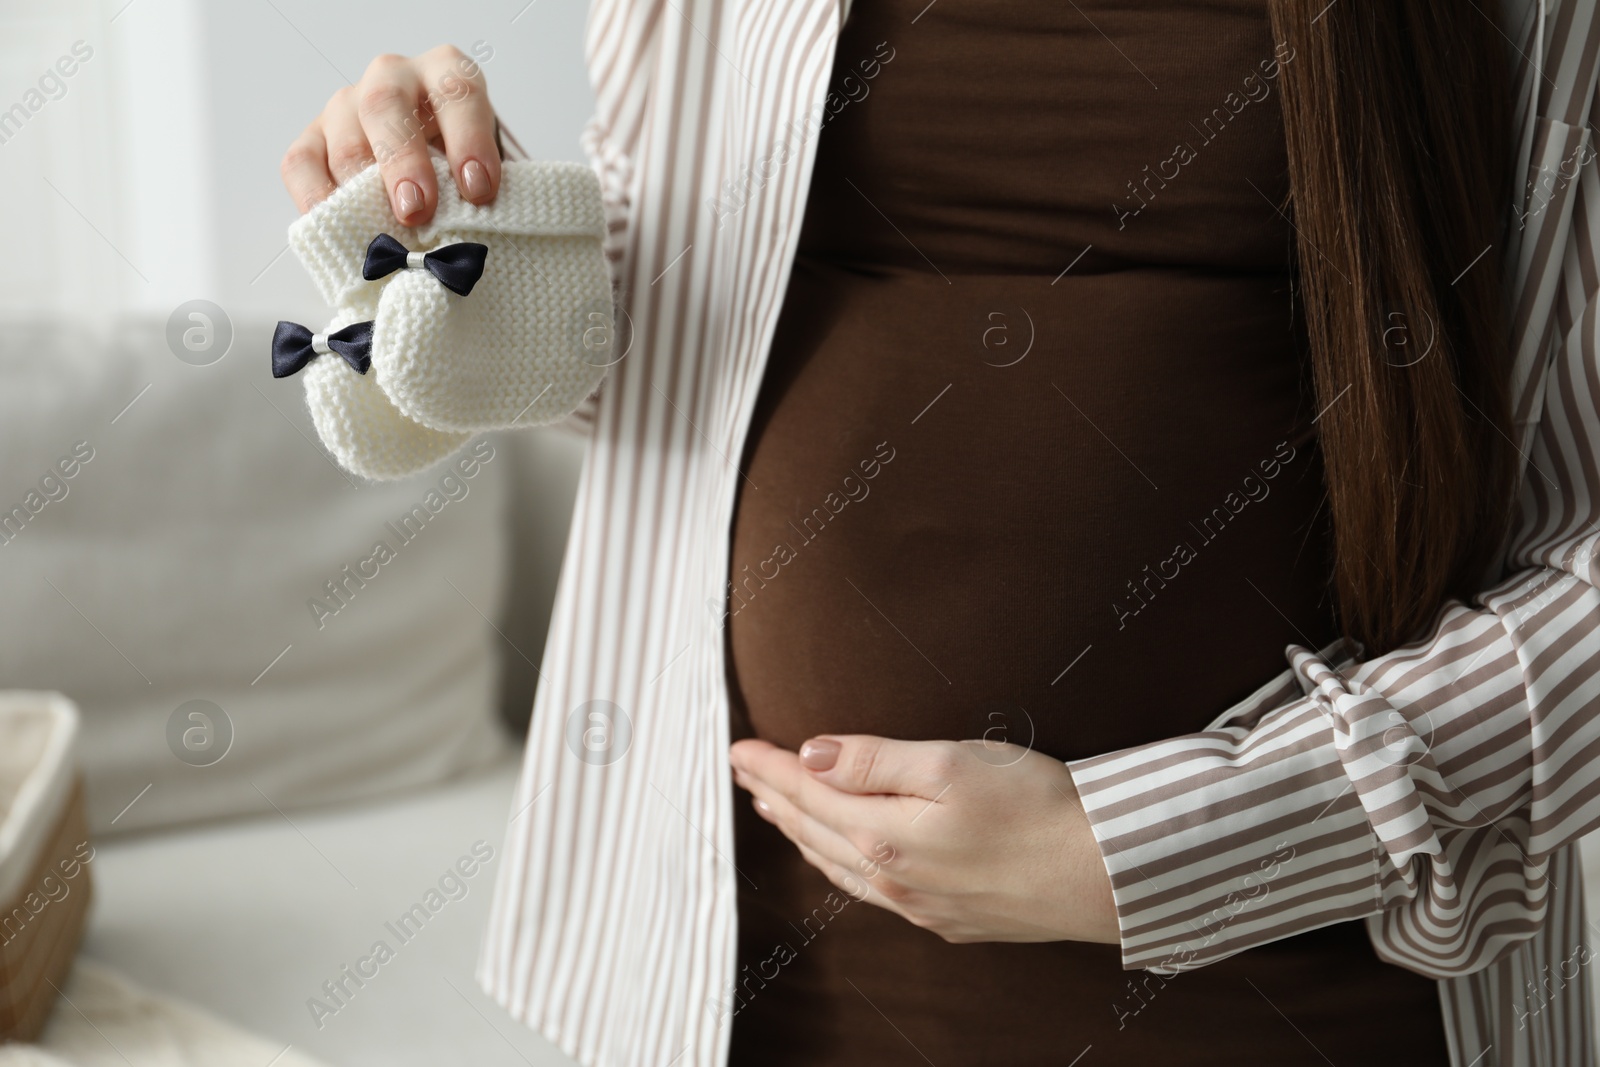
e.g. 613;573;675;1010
0;0;595;323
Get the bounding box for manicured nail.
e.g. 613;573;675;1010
754;798;772;815
461;159;490;200
395;179;423;220
800;738;840;771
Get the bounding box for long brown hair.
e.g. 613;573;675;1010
1267;0;1518;656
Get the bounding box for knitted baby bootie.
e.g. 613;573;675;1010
283;166;469;481
369;154;613;433
292;309;472;481
279;151;614;478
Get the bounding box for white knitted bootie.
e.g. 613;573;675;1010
296;308;471;481
282;152;614;479
285;169;469;482
372;154;613;433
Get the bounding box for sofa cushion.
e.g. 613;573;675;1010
0;315;508;834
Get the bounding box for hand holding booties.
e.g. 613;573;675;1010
277;151;615;480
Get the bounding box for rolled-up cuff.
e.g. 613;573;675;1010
1065;681;1389;973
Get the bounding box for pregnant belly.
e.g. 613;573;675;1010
726;253;1337;760
723;255;1452;1067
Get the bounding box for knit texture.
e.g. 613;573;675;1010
301;307;470;482
285;153;614;478
287;160;466;481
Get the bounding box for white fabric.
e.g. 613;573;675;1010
1;962;332;1067
0;315;508;836
288;155;612;480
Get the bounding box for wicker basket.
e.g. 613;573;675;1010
0;692;90;1041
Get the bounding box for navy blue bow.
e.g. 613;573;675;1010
362;233;488;296
272;320;374;378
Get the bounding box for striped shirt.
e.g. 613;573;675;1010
476;1;1600;1064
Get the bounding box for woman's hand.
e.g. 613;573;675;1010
281;45;501;224
728;734;1121;945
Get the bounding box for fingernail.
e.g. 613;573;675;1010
800;738;840;771
754;798;772;814
395;179;423;220
461;159;490;200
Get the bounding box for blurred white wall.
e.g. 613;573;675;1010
2;0;214;317
0;0;592;320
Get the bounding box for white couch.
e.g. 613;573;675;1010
82;758;574;1067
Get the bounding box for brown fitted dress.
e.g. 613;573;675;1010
724;1;1452;1063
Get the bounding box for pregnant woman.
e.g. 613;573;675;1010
280;0;1600;1064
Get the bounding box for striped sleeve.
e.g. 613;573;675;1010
1066;35;1600;979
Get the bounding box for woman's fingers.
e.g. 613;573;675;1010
791;839;884;908
799;734;965;801
356;54;439;225
321;86;375;184
737;768;871;876
416;45;501;205
280;122;337;215
732;739;907;834
282;47;502;220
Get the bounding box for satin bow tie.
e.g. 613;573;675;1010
362;233;489;296
272;320;374;378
